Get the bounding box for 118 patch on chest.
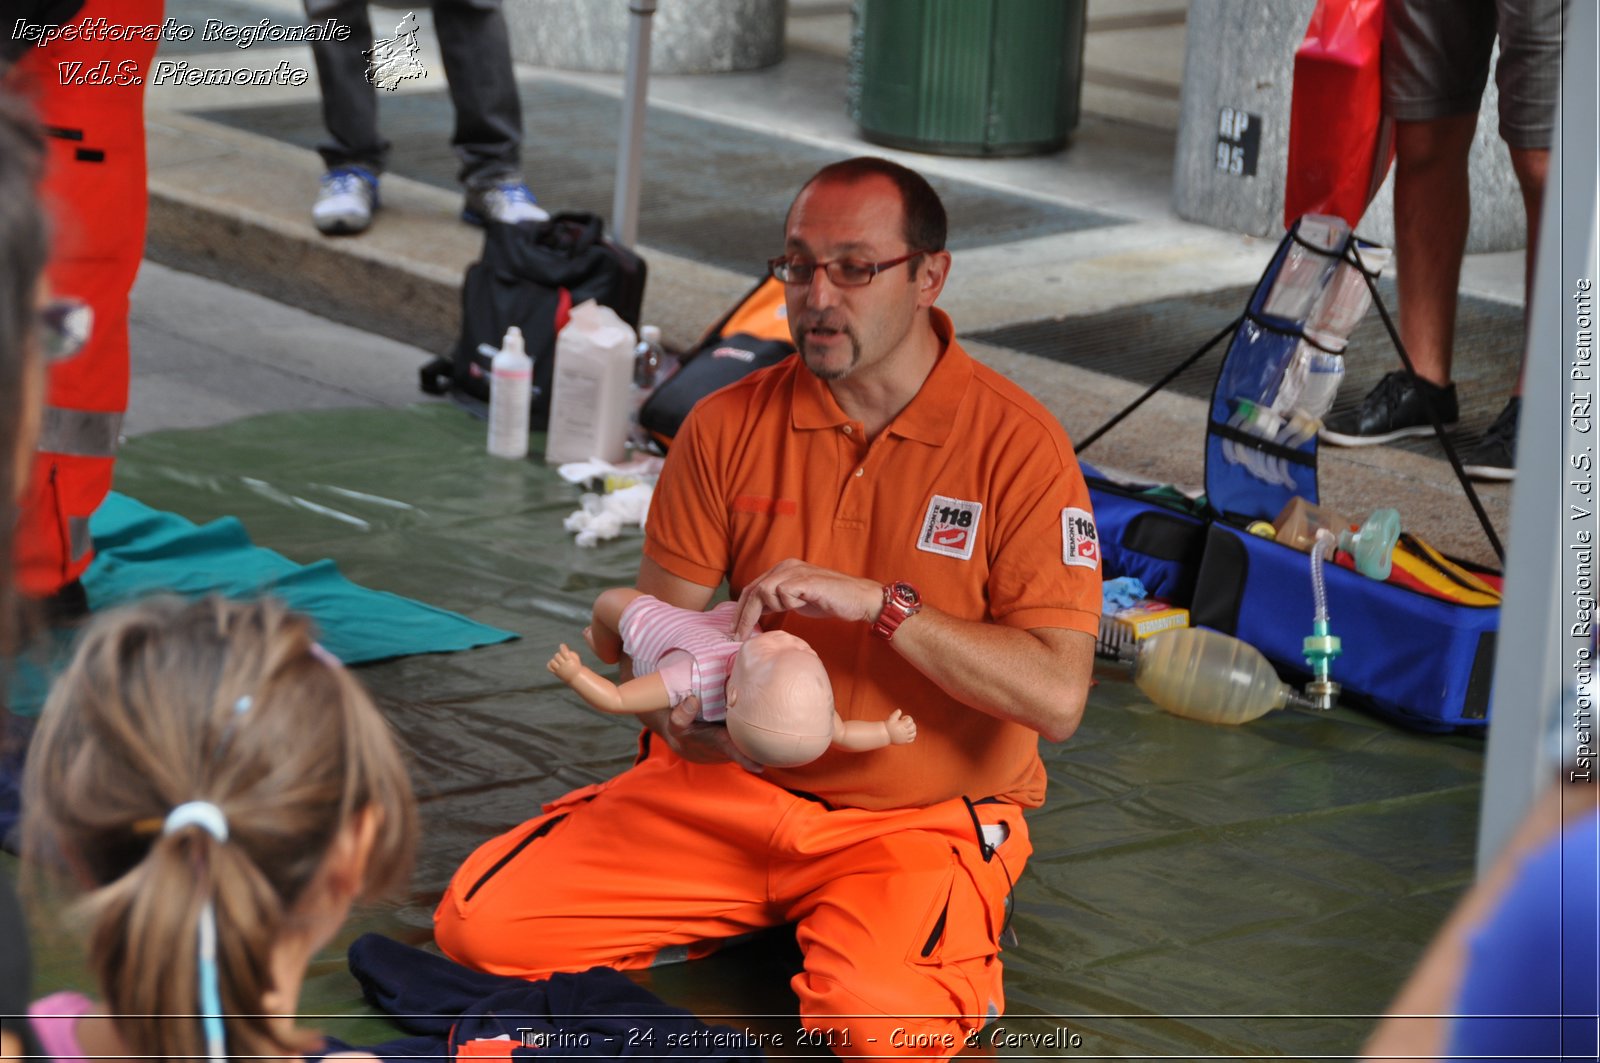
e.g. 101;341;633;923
917;494;983;560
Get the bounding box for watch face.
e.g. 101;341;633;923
891;581;920;608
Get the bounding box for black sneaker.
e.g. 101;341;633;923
1461;396;1519;481
1319;370;1459;446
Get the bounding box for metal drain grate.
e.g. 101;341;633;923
969;280;1525;456
199;80;1125;275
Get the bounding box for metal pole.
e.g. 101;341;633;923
1474;0;1598;872
613;0;657;248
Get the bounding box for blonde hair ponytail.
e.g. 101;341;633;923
23;596;418;1061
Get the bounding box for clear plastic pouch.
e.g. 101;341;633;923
1217;319;1298;410
1293;346;1345;422
1262;214;1350;322
1272;339;1345;421
1305;246;1391;341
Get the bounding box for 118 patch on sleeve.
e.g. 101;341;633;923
1062;507;1100;569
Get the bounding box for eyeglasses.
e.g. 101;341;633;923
768;250;926;288
39;298;92;362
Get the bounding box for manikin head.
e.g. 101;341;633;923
724;630;835;768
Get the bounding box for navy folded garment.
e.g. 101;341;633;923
321;933;764;1061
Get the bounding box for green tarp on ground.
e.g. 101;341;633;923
20;404;1487;1059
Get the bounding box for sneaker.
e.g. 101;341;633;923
1320;370;1459;447
462;179;549;226
1461;396;1519;481
312;165;379;235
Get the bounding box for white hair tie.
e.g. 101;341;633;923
162;801;229;842
158;800;231;1063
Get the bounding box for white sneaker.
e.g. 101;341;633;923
462;179;549;226
313;166;379;235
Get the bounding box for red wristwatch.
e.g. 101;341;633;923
871;580;922;641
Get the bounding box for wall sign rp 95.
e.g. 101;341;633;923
1216;106;1260;177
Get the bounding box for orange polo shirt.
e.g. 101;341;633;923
644;309;1101;810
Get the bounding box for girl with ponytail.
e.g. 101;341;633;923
21;595;419;1062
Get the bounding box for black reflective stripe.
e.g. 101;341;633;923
920;903;948;958
462;813;567;902
39;408;122;458
784;788;837;811
960;796;992;861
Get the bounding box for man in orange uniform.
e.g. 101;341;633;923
4;0;160;613
436;158;1101;1057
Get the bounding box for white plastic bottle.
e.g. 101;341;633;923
546;300;636;465
487;325;532;459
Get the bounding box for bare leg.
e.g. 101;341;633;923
1506;145;1551;397
586;587;644;663
1392;114;1478;388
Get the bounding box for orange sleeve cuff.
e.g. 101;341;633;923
642;540;726;590
999;606;1101;637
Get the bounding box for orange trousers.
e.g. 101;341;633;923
10;3;157;596
435;744;1032;1059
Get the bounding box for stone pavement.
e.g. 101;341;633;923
131;0;1524;566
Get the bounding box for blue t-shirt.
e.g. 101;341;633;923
1445;810;1599;1061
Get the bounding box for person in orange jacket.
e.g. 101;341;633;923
3;0;161;618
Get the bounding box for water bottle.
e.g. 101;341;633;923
1135;627;1312;725
652;326;680;388
487;325;531;459
629;325;665;450
634;325;664;389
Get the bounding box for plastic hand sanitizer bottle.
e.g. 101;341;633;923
487;325;531;459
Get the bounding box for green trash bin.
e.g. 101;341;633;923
848;0;1085;157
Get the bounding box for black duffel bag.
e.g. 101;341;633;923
420;212;646;428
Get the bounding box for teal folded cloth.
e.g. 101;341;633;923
7;493;516;716
89;492;517;663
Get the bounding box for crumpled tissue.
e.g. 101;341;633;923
557;458;660;546
563;485;652;547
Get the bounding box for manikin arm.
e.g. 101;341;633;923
548;644;672;716
830;709;918;753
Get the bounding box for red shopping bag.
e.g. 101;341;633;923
1283;0;1396;229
